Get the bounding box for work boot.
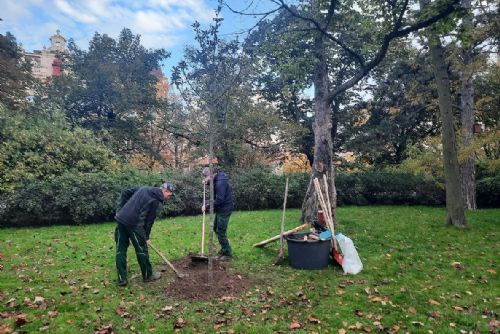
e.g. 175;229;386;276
143;271;161;283
118;279;128;287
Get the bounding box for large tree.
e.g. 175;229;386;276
345;42;440;166
419;0;466;226
63;29;170;158
0;32;32;109
232;0;462;223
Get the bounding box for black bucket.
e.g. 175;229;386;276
285;232;332;270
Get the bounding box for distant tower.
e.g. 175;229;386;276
49;30;66;52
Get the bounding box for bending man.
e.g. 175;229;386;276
114;182;175;286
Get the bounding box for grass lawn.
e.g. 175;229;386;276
0;206;498;333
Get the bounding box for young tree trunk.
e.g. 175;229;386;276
420;0;466;226
301;42;337;225
459;0;477;210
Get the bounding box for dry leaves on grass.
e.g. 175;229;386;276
288;321;301;329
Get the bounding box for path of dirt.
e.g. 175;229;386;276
163;255;253;300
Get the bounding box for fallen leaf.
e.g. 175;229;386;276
486;269;496;274
95;324;114;334
162;305;173;312
408;307;417;314
174;318;187;329
338;329;346;334
336;289;345;296
34;296;45;305
307;315;320;324
452;306;464;311
490;319;500;332
411;321;424;326
15;314;27;326
428;299;441;306
288;321;301;330
139;294;145;301
449;323;456;327
465;291;473;295
0;325;12;334
115;308;130;318
5;298;15;308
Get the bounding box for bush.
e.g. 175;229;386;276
9;167;500;227
477;175;500;207
336;171;444;206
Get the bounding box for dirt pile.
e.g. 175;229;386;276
164;255;252;300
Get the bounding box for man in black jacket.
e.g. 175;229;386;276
202;167;234;260
114;182;175;286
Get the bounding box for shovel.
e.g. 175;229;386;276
191;183;208;263
148;241;186;278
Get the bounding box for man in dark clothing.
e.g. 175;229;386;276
114;182;175;286
202;167;234;260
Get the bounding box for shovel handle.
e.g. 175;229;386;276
148;241;183;278
201;183;206;255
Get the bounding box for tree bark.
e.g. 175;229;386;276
301;38;336;225
421;0;466;226
459;0;477;210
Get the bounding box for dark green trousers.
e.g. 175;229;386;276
115;223;153;282
214;212;232;256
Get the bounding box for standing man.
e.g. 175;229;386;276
202;167;234;260
114;182;175;286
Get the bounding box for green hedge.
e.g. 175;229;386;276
477;175;500;207
336;171;444;206
3;167;498;227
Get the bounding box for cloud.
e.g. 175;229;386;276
1;0;214;51
54;0;99;24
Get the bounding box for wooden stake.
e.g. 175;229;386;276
278;177;289;258
253;223;309;247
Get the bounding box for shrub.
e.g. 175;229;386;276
9;167;498;227
477;176;500;207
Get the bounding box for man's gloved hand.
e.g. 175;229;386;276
201;205;206;213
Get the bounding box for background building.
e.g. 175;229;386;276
23;30;65;81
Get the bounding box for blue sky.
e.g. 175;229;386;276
0;0;272;77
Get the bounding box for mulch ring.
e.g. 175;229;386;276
163;254;252;300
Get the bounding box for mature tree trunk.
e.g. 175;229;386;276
421;0;466;226
301;39;336;224
459;0;477;210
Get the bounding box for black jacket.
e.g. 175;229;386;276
212;172;234;214
115;187;164;238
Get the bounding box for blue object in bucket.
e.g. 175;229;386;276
319;230;332;239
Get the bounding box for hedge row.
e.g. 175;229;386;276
1;168;497;227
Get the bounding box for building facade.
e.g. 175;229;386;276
23;30;65;81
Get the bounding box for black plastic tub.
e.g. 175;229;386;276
285;232;331;270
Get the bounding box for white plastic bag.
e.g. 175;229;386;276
336;233;363;275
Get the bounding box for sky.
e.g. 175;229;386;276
0;0;272;77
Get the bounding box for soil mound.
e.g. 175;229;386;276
164;255;251;300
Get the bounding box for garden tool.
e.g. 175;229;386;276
148;241;186;278
191;183;208;263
